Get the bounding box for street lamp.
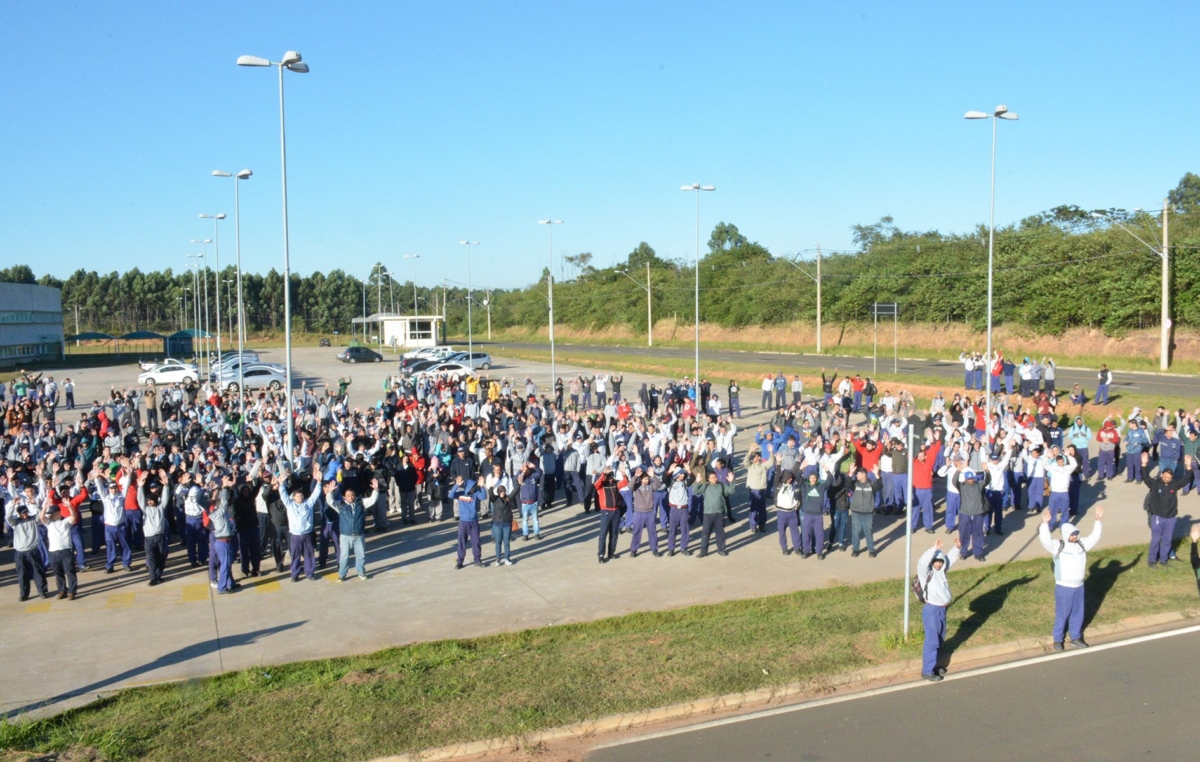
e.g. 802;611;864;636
538;219;563;384
403;255;420;315
965;105;1018;435
213;169;252;419
238;50;309;461
199;213;226;364
459;241;479;368
617;264;653;347
1091;206;1171;370
368;263;390;351
681;183;715;384
222;278;236;341
773;251;822;353
189;240;213;375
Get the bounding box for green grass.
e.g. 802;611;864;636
2;543;1196;762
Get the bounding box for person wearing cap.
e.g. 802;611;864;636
1141;451;1194;567
594;466;624;562
41;488;82;600
695;469;733;557
1123;414;1150;482
744;450;768;534
488;482;516;565
916;537;962;681
136;469;172;586
797;471;826;559
848;465;881;557
448;474;486;569
955;467;989;561
6;476;52;601
628;468;663;558
981;449;1012;536
283;464;326;581
774;469;801;555
93;469;133;574
1040;506;1103;649
517;461;543;541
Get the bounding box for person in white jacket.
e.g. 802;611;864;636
1039;506;1103;651
917;537;962;682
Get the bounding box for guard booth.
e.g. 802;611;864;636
351;314;444;350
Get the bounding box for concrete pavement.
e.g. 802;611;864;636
587;625;1200;762
0;348;1193;719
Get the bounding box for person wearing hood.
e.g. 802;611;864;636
1141;451;1194;567
1095;417;1120;481
774;469;801;555
916;537;961;681
1067;417;1093;480
1039;506;1103;650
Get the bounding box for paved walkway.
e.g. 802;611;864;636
0;350;1189;718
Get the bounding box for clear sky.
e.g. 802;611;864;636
2;1;1196;289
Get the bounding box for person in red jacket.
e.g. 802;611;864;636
850;375;866;412
911;441;943;533
1095;418;1120;481
594;467;624;563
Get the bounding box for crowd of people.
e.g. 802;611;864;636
2;356;1198;673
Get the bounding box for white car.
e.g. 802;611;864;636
139;358;198;373
210;357;276;382
139;364;199;386
221;364;287;393
410;362;478;382
402;346;456;361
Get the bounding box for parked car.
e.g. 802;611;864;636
409;362;478;381
138;358;197;373
399;358;441;376
138;363;199;386
319;337;332;347
212;362;286;385
337;346;384;364
401;346;456;361
210;357;279;382
221;364;287;393
456;352;493;370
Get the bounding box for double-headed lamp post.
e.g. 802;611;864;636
616;264;653;347
199;213;226;363
212;169;252;419
403;255;420;315
538;219;563;384
459;241;479;369
681;183;715;384
965;105;1018;435
188;240;213;374
1091;206;1171;370
238;50;309;461
773;253;821;352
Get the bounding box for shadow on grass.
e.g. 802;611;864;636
943;575;1038;658
3;621;306;720
1084;553;1142;630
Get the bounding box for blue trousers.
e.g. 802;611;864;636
1048;492;1070;529
629;511;658;554
829;510;848;547
959;514;985;559
1077;447;1091;478
491;521;512;562
911;488;934;531
667;506;690;553
1095;383;1109;405
748;489;767;530
1026;477;1045;512
70;524;86;568
1149;515;1176;565
944;492;961;531
922;603;947;675
800;513;824;555
104;524;132;570
185;517;208;565
124;509;145;552
1126;455;1143;481
985;491;1004;532
212;538;235;591
520;502;540;537
1096;450;1116;480
1052;584;1085;642
890;473;908;510
777;510;799;551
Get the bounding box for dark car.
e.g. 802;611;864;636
318;337;332;347
400;358;440;375
337;346;383;364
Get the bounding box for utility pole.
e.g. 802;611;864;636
647;260;653;347
816;243;822;354
485;290;492;340
1162;198;1170;371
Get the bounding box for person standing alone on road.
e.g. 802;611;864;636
1039;506;1103;650
916;537;961;681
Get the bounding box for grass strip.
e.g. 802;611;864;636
1;542;1195;762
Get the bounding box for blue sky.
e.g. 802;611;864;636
2;1;1196;289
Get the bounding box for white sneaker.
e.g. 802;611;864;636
209;582;218;589
502;559;513;566
357;573;367;580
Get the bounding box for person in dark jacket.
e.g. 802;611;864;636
848;465;881;557
594;467;623;563
956;468;990;562
1142;452;1194;567
328;479;379;580
489;484;516;566
232;480;261;577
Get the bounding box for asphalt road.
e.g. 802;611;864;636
588;626;1200;762
488;341;1197;402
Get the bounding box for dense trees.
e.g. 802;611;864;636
8;176;1200;339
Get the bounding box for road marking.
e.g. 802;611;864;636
181;584;210;603
23;602;52;614
592;623;1200;751
106;593;136;609
256;581;281;594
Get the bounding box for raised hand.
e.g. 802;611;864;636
1094;506;1104;522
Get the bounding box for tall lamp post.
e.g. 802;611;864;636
617;264;653;347
403;255;420;315
773;252;822;352
188;241;213;374
238;50;309;461
459;241;479;368
199;213;226;363
965;105;1018;435
1091;204;1171;370
538;219;563;384
681;183;715;384
212;169;252;419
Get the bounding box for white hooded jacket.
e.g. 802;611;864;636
1040;520;1101;588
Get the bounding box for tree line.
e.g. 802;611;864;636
6;173;1200;339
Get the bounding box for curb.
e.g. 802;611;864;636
366;608;1200;762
